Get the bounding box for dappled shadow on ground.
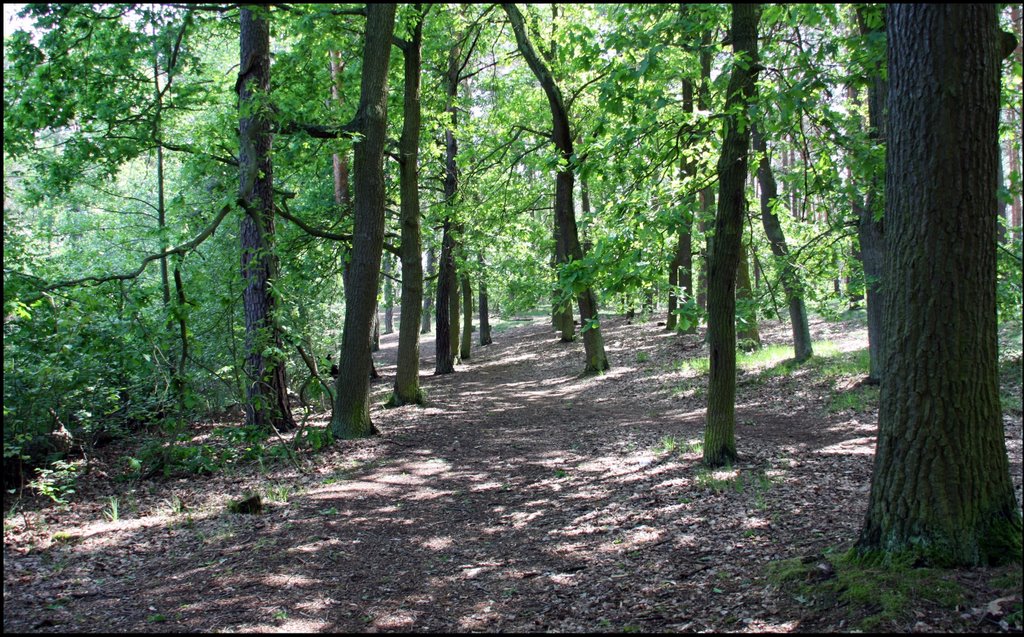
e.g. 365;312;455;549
4;315;1022;633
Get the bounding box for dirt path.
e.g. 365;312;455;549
4;315;1022;632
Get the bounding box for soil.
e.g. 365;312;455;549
3;313;1022;633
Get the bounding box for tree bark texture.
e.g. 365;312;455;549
752;124;812;362
857;3;1022;566
435;35;463;374
238;7;295;433
392;7;425;406
703;3;760;467
504;2;609;372
330;3;396;439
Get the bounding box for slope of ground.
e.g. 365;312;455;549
3;313;1022;632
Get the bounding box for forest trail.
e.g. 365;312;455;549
4;315;1022;633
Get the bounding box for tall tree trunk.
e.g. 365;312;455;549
703;3;760;467
857;4;1022;566
478;253;492;345
736;240;760;348
668;77;695;334
460;270;472;360
435;34;463;374
382;254;394;335
553;209;574;341
434;221;456;374
392;7;425;406
695;36;714;321
504;2;609;373
330;4;396;439
238;7;295;432
421;244;434;334
752;123;812;362
856;6;887;385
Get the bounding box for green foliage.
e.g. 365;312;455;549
102;496;121;522
768;550;966;632
28;459;80;506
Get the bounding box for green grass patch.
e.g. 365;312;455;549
828;384;880;414
767;550;966;632
676;357;710;376
694;466;775;495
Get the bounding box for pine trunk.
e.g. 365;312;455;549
238;8;295;433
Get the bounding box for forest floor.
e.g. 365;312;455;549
3;312;1023;633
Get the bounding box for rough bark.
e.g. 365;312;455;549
752;123;812;362
857;3;1022;566
392;7;425;406
504;2;609;372
330;4;396;439
703;3;760;467
238;7;295;433
435;35;462;374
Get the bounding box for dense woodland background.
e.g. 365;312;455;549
2;3;1023;632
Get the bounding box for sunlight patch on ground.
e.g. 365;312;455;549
260;573;318;588
420;535;454;551
815;436;877;456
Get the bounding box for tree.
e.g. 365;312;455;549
503;2;610;373
330;3;397;439
391;4;426;406
238;7;295;432
854;5;886;384
703;3;760;467
752;123;812;362
857;4;1022;566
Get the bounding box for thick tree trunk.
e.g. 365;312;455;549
856;6;887;384
330;4;396;439
238;8;295;433
703;3;760;467
392;8;425;406
857;4;1022;566
504;2;609;373
752;124;812;362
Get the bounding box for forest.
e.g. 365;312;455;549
3;3;1023;633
